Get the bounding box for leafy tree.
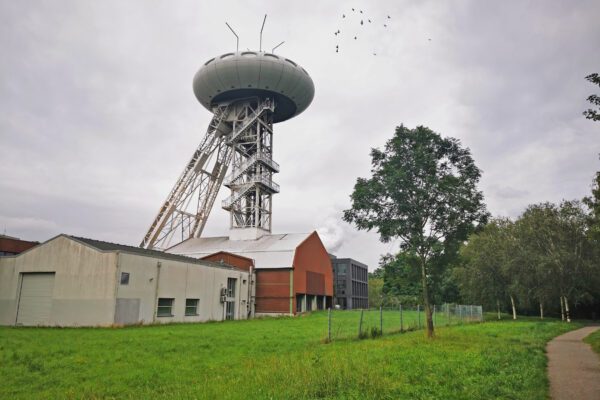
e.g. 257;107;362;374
344;125;488;337
379;252;421;305
517;201;594;322
368;277;384;307
368;267;385;279
583;73;600;122
457;219;520;319
583;157;600;241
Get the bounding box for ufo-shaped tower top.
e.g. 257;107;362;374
193;51;315;123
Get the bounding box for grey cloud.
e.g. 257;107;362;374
1;0;599;270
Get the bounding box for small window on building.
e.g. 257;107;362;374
227;278;236;298
120;272;130;285
157;298;174;317
185;299;199;316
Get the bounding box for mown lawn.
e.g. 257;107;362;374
0;312;579;399
584;328;600;355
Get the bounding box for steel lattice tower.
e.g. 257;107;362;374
140;51;314;249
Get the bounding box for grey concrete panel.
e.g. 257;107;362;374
0;299;16;325
50;299;115;326
115;298;141;325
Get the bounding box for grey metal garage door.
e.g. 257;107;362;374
16;273;55;326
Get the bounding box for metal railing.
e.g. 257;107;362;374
227;100;274;144
224;152;280;185
221;175;280;209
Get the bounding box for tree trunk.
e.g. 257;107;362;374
496;299;501;320
560;296;565;321
510;295;517;320
420;258;434;338
539;302;544;320
563;296;571;323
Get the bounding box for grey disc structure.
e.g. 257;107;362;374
141;51;315;250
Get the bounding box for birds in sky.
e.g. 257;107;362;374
334;8;402;56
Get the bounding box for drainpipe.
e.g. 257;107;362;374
152;262;162;323
112;251;121;324
247;265;254;318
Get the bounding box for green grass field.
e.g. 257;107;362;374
0;312;579;399
584;328;600;355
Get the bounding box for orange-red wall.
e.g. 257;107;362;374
292;232;333;312
255;269;291;314
201;251;254;271
0;237;38;255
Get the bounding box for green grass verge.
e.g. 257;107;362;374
584;328;600;355
0;312;579;399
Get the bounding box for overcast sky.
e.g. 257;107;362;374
1;1;599;270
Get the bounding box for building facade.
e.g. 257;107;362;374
169;231;333;315
0;235;253;326
0;235;38;256
331;257;369;309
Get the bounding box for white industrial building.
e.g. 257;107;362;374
0;235;253;327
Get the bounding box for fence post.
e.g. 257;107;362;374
359;309;364;338
418;304;421;329
380;306;383;334
400;303;403;332
447;303;450;326
459;305;462;323
328;308;331;342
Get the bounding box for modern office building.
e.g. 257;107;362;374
330;257;369;309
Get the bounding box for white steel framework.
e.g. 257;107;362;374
141;97;278;249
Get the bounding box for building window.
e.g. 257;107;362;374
120;272;130;285
226;278;237;320
227;278;236;298
157;298;174;317
185;299;199;316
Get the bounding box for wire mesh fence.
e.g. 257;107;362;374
325;304;483;342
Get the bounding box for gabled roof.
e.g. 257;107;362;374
167;232;314;269
66;235;239;270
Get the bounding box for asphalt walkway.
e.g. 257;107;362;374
547;326;600;400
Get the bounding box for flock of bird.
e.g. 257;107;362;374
334;8;392;56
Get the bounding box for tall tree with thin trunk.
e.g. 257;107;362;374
518;201;593;322
343;125;488;338
457;218;521;319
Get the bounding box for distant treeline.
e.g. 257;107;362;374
370;167;600;320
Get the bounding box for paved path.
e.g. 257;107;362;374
547;326;600;400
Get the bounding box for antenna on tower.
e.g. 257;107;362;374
259;14;267;52
272;41;285;53
225;22;239;52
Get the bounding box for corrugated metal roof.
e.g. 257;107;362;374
167;232;313;269
68;236;238;270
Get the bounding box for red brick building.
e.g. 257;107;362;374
0;235;38;256
170;231;333;315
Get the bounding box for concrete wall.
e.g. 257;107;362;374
0;236;253;327
0;236;118;326
115;253;252;324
